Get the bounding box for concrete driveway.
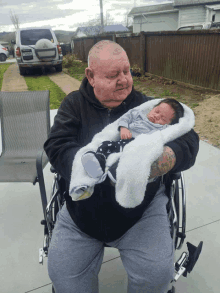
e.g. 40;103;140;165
0;57;16;63
0;108;219;293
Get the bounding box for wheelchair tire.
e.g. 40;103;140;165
50;177;60;225
174;179;180;250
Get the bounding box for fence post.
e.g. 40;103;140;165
140;31;146;75
113;33;116;42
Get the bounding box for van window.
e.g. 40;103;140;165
178;27;192;31
20;29;54;45
192;25;203;30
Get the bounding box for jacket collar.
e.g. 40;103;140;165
79;77;136;112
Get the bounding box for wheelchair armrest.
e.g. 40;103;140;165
170;172;181;181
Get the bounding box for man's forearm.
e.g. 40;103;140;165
149;146;176;179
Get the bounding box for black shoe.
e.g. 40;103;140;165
81;151;106;178
107;160;119;184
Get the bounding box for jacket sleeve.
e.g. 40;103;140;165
44;94;82;183
117;108;139;131
164;128;200;174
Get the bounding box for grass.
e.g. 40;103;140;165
0;63;11;90
24;75;66;109
63;54;87;81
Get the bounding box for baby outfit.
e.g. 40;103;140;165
81;107;170;182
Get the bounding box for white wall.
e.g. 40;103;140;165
178;5;206;27
214;11;220;22
133;12;179;33
76;31;87;38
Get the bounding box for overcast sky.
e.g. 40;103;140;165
0;0;172;32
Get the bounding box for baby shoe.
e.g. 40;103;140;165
81;151;106;178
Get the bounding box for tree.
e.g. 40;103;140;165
123;8;133;29
105;11;115;26
10;9;19;30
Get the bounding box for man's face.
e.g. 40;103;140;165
147;103;175;125
86;50;133;109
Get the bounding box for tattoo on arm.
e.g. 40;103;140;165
149;146;176;179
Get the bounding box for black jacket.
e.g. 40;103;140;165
44;77;199;242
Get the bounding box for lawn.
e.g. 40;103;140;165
0;63;11;90
24;75;66;110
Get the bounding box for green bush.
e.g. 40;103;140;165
62;53;79;68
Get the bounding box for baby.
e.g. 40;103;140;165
81;98;184;181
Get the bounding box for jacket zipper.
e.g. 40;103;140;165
107;109;111;124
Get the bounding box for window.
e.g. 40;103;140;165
178;27;193;31
20;29;54;45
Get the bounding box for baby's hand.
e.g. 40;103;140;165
120;127;132;139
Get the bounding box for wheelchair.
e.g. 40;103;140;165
38;163;203;293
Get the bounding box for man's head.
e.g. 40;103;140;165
147;98;184;125
85;40;133;109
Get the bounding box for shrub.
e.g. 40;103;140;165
63;53;79;68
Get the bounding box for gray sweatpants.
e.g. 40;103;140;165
48;183;175;293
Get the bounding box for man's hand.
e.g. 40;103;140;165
120;127;132;139
149;146;176;179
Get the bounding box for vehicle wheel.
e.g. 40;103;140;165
0;54;7;62
55;64;62;72
19;67;27;76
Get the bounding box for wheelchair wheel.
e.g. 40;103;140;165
50;174;65;226
52;285;55;293
174;179;180;250
167;178;180;250
50;176;60;226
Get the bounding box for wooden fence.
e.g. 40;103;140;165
72;30;220;91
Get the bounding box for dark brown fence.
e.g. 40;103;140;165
72;30;220;91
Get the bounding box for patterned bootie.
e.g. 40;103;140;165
81;151;106;178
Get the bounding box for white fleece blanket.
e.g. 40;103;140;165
69;98;195;208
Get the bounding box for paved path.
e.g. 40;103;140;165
1;62;81;94
48;71;81;95
1;63;28;92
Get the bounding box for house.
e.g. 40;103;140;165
128;0;220;33
73;24;129;38
71;24;130;54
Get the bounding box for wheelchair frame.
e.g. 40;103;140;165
37;163;203;293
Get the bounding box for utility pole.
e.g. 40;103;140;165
99;0;104;33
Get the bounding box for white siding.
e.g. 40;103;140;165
133;12;179;33
214;11;220;22
178;5;206;27
76;31;87;38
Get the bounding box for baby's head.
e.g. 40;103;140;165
147;98;184;125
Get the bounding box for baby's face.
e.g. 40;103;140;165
147;103;175;125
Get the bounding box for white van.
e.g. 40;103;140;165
177;22;218;31
177;22;212;31
11;27;63;75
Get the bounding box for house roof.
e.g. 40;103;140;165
206;3;220;10
104;24;129;32
173;0;220;7
128;3;177;16
76;24;129;36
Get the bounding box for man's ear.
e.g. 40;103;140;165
85;67;95;87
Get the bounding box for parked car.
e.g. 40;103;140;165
11;27;63;75
0;44;9;62
177;22;220;31
210;22;220;29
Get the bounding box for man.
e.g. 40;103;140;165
44;40;199;293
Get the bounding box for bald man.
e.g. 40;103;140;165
44;40;199;293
